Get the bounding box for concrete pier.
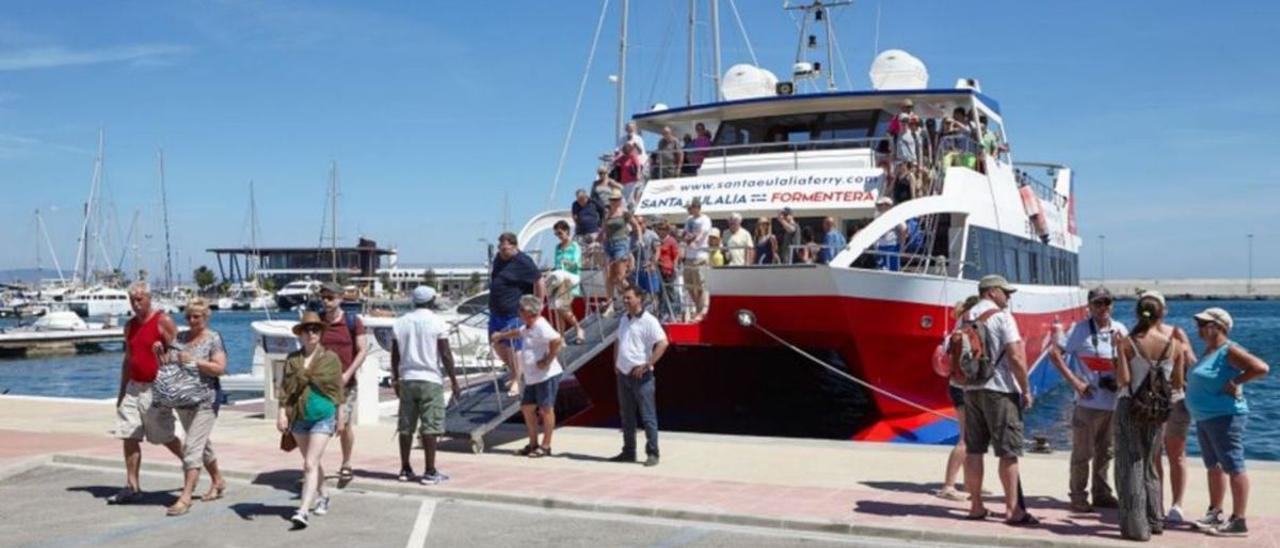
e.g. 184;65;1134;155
1082;278;1280;300
0;328;124;358
0;395;1274;546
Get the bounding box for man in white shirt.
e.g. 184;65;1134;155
724;213;754;266
391;286;459;485
610;286;669;466
1048;286;1126;513
491;295;564;458
963;275;1036;526
682;199;712;321
618;122;647;163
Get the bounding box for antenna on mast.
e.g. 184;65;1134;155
785;0;852;92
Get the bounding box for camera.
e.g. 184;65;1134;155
1098;375;1119;393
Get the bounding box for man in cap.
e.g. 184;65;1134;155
888;97;914;137
1047;287;1126;512
318;281;368;486
682;198;712;321
963;274;1037;526
391;285;459;485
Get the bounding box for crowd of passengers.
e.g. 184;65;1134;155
610;98;1009;205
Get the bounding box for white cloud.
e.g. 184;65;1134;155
0;44;191;71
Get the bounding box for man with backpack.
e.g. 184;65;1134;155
953;275;1036;526
318;281;368;487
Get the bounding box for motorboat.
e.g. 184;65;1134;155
274;279;320;310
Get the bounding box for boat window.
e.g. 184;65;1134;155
455;292;489;317
963;226;1077;286
712;109;881;150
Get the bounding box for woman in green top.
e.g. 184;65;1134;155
277;310;346;529
551;220;585;343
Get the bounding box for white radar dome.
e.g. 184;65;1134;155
720;64;779;101
869;49;928;90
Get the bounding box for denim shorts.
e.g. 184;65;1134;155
607;239;631;261
521;374;561;409
1196;414;1247;474
291;416;337;436
488;314;523;349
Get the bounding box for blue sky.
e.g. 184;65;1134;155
1;0;1277;280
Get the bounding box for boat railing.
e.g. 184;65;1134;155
1013;162;1068;208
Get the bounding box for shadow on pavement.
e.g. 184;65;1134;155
66;485;175;506
852;499;967;520
228;501;295;522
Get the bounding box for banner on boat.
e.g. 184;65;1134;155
635;168;884;216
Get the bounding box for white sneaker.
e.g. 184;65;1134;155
1166;505;1184;524
312;495;330;516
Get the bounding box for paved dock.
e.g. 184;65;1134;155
0;395;1275;547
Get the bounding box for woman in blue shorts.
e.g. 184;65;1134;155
278;311;346;529
600;187;639;313
1185;307;1269;537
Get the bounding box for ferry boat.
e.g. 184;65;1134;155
518;4;1087;444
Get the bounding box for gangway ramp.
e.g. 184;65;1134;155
445;312;620;453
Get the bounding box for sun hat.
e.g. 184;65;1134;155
1193;307;1233;332
1087;286;1114;303
1137;289;1166;308
292;310;326;336
411;285;437;304
978;274;1016;294
708;227;721;239
876;196;894;206
901;98;914;108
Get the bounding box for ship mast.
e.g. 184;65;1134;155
157;148;175;289
329;161;339;282
615;0;629;139
74;130;105;286
36;210;66;284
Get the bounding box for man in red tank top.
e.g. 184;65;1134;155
318;282;368;486
109;281;182;505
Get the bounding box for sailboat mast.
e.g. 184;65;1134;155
710;0;722;99
687;0;696;105
330;161;338;282
615;0;629;139
158;148;175;290
249;180;259;282
74;130;105;285
36;209;66;283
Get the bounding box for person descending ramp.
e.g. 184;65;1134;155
445;312;621;454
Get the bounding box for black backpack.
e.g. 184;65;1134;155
1128;337;1174;425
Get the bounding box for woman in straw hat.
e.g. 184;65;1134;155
277;310;346;529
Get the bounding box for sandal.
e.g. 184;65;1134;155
166;499;192;517
337;466;354;486
200;482;226;502
529;446;552;458
934;488;966;502
964;509;990;521
515;443;537;456
1005;512;1040;526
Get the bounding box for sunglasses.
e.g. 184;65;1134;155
184;315;205;321
1089;299;1114;306
302;326;324;334
322;294;342;301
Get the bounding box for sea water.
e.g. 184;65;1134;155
2;301;1278;460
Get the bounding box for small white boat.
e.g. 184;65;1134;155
64;286;132;318
275;279;320;310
